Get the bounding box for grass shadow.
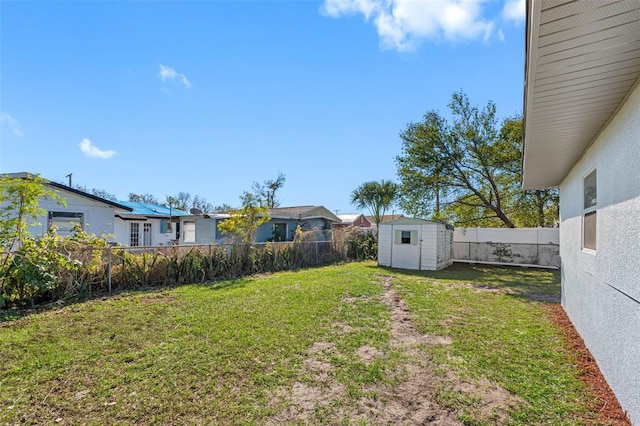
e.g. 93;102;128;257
0;276;252;325
369;262;561;303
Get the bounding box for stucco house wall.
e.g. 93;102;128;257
558;82;640;422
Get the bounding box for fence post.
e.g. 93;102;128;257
107;246;113;293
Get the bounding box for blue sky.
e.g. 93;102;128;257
1;0;525;215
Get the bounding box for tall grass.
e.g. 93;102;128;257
1;238;374;308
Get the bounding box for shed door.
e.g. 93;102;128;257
392;228;420;269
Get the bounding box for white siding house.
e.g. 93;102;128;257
114;202;189;247
523;1;640;422
3;173;132;240
378;218;453;271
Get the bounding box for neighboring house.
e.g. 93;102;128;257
378;217;453;271
523;1;640;422
334;214;372;228
114;202;189;247
176;206;339;244
2;172;132;240
256;206;340;242
178;213;229;245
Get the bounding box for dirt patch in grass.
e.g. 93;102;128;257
380;276;520;425
270;276;521;425
547;304;631;426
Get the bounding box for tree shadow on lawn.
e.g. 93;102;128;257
0;277;251;325
369;262;561;303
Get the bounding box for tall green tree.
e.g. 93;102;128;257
217;192;270;243
350;180;399;227
396;91;558;228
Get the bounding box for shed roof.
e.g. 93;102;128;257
365;214;404;224
522;0;640;189
379;217;451;227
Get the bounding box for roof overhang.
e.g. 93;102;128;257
522;0;640;190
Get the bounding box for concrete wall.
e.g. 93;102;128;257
453;227;560;267
454;227;558;244
559;83;640;424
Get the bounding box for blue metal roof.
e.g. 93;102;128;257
117;201;189;217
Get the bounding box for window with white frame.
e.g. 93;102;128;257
130;222;140;247
48;212;83;236
394;229;418;245
583;169;597;251
143;223;152;246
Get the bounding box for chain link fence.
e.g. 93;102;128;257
1;238;376;308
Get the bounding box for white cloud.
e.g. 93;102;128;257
502;0;525;24
1;113;24;137
321;0;496;51
79;138;116;159
158;64;191;88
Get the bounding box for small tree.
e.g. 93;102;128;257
0;174;65;305
350;180;399;229
217;192;270;243
0;174;65;251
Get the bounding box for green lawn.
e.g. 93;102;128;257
0;262;599;425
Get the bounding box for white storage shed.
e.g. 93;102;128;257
378;218;454;271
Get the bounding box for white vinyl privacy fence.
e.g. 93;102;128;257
453;227;560;268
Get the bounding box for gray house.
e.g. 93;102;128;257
256;206;340;242
523;1;640;422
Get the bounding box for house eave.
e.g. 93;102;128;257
522;0;640;190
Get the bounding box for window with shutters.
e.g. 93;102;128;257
395;229;418;245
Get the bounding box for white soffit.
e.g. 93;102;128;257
522;0;640;190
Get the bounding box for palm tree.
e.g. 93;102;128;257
350;180;399;232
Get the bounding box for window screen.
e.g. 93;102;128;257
583;170;597;251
